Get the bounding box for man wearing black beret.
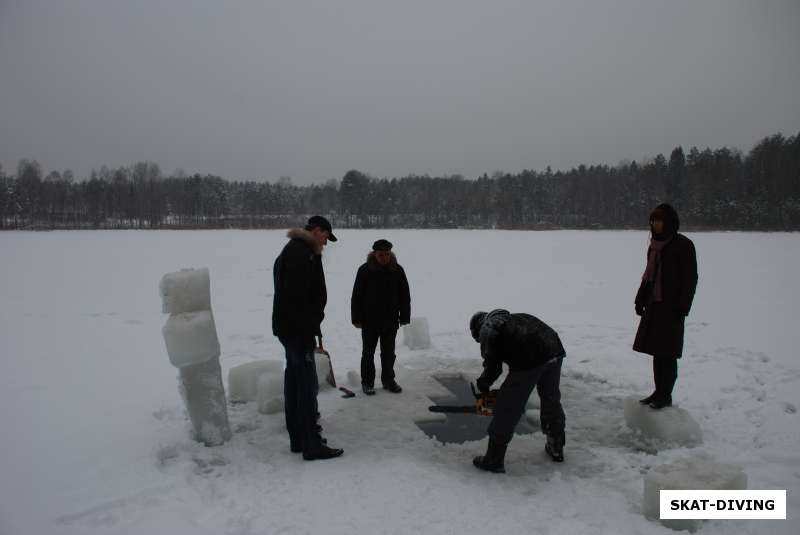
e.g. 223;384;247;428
351;239;411;395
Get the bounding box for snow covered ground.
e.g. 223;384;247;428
1;229;798;535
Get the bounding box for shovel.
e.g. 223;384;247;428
316;336;356;398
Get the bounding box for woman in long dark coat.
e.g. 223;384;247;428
633;203;698;409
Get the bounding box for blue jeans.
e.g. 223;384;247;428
279;336;322;452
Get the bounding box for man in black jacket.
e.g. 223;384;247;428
351;239;411;395
273;215;343;460
470;309;566;473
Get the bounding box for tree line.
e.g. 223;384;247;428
1;132;798;231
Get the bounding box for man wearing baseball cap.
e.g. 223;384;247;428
273;215;342;460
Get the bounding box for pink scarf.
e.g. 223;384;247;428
642;237;671;302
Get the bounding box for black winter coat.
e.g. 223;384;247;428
476;310;565;392
633;233;698;358
351;252;411;330
272;229;327;340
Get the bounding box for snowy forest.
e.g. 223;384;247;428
2;132;798;231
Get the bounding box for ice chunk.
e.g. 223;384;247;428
347;369;361;387
314;350;334;389
403;317;431;350
623;396;702;447
178;357;232;446
227;360;284;402
525;409;539;427
526;396;541;410
256;374;284;415
162;310;220;368
643;454;747;531
159;268;212;314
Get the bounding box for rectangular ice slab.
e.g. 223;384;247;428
178;357;232;446
160;268;212;314
256;374;285;415
643;455;747;531
227;360;284;402
162;310;221;368
403;317;431;350
623;396;702;447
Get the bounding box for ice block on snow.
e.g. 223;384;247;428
256;374;285;415
162;310;221;368
178;357;232;446
403;317;431;350
227;360;284;402
643;454;747;531
159;268;212;314
624;396;702;447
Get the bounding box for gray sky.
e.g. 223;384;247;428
1;0;799;183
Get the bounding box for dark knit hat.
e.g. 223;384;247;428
306;215;337;242
372;239;392;251
469;311;487;341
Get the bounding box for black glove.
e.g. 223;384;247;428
635;304;645;316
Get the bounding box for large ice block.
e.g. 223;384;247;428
178;357;232;446
643;455;747;531
227;360;284;402
347;369;361;387
256;374;285;415
402;317;431;350
159;268;212;314
162;310;221;368
623;396;702;447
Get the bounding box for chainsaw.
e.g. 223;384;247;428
428;383;498;416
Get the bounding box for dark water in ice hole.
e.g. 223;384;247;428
416;375;536;444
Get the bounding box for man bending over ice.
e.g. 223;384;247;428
470;309;566;472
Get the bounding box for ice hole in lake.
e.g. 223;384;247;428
415;375;536;444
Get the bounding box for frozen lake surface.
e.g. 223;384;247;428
1;229;797;534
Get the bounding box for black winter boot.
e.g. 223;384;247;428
302;444;344;461
473;435;509;473
545;432;565;462
382;381;402;393
639;392;657;404
648;396;672;410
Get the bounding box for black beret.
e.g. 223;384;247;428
372;239;393;251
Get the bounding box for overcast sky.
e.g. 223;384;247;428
1;0;798;183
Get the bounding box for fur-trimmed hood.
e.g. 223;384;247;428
287;228;322;255
366;251;399;271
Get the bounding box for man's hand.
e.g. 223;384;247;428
475;377;491;394
475;390;498;414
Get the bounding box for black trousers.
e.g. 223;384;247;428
361;326;398;387
652;355;678;399
487;356;566;444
